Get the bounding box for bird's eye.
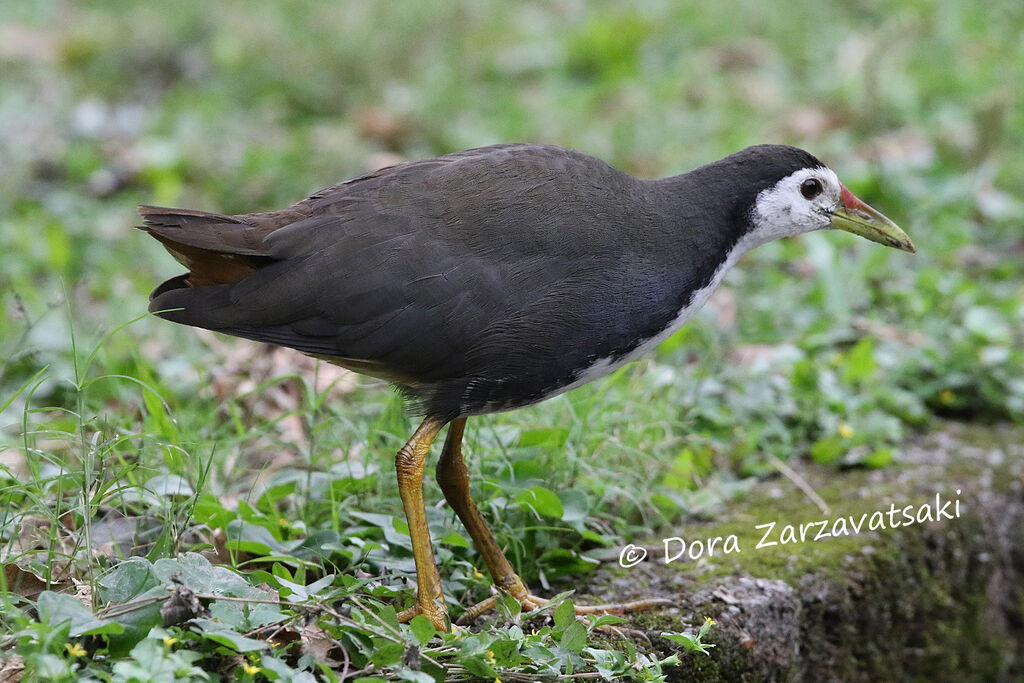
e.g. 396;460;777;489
800;177;823;199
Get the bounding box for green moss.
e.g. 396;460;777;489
605;428;1024;680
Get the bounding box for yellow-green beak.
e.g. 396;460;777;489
831;186;916;253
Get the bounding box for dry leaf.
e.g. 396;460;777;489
0;655;25;682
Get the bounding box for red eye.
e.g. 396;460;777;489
800;178;823;199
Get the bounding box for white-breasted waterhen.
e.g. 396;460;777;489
140;143;915;630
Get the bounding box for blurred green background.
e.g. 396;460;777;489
0;0;1022;674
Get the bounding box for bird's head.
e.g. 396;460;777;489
725;145;916;254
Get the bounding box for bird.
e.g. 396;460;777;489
139;143;914;631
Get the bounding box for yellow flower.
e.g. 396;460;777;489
704;616;716;626
939;389;955;405
242;662;261;675
473;567;484;579
65;642;87;657
486;650;496;664
162;635;178;646
839;423;854;439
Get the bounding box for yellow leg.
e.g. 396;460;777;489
394;417;448;631
435;418;535;610
435;418;671;625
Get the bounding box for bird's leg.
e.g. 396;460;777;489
394;416;449;631
435;418;542;618
436;418;671;625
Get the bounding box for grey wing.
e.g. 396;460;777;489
149;213;512;385
145;143;648;408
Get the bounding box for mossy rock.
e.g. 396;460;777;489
579;423;1024;681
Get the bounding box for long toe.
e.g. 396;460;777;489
397;601;450;632
567;597;674;615
456;592;671;626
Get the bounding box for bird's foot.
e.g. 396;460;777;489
456;590;672;626
397;599;450;632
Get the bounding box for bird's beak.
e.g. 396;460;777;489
830;186;916;253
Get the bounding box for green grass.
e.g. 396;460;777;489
1;0;1022;680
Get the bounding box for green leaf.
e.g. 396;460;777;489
843;337;877;383
515;486;564;518
151;553;252;596
439;530;471;548
494;590;522;622
37;592;124;637
408;614;435;645
662;632;699;649
113;636;210;681
552;598;575;631
369;640;405;667
588;614;627;629
192;619;267;652
810;437;843;463
516;427;570;449
191;494;235;529
97;558;160;603
392;516;410;536
560;620;587;654
558;489;590;522
395;667;434;683
585;645;629;678
226;520;304;555
662;628;716;655
377;605;400;629
862;447;894;468
260;654;316;682
538;548;596;579
276;573;336;602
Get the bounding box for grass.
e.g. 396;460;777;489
1;0;1022;679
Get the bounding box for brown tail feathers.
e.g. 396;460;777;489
137;205;274;288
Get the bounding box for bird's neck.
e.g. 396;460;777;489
645;167;755;261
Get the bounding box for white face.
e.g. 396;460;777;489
746;166;842;248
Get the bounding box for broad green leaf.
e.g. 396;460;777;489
560;620;587;654
408;614;435;645
862;447;895;468
369;640;404;667
439;531;471;548
843;337;876;383
37;592;124;637
395;669;434;683
97;558;160;603
558;489;590;522
810;437;843;463
192;619;266;652
588;614;627;629
152;553;252;596
515;486;563;518
552;599;575;631
377;605;400;628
